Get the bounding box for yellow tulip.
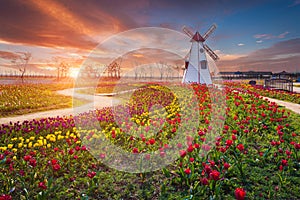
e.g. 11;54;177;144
28;142;32;148
0;147;7;151
58;135;64;140
18;143;23;148
38;140;43;146
47;144;51;148
7;144;13;149
13;156;17;160
29;136;35;141
12;148;17;153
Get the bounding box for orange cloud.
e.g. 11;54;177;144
0;0;147;50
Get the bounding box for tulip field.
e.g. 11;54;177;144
0;83;79;117
226;82;300;104
0;82;300;199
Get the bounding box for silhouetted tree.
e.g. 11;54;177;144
11;52;31;83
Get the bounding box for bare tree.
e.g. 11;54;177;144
133;61;140;80
52;56;71;79
52;56;62;80
60;62;70;78
165;64;173;79
156;62;166;80
173;64;182;78
149;64;154;79
140;66;146;79
11;52;31;83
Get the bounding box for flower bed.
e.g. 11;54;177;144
0;84;78;117
225;81;300;104
0;83;299;199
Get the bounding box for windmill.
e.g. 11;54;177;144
182;24;219;84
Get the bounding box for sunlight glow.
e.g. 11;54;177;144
69;67;80;78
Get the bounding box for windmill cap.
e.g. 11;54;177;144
191;31;205;42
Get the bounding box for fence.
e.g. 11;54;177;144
264;78;293;92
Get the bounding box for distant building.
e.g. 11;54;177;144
219;71;272;79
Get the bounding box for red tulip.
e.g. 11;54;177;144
209;170;220;181
144;154;151;160
148;138;155;145
281;159;288;166
235;188;246;200
179;150;186;158
224;162;230;169
29;158;36;167
279;165;283;171
160;151;166;157
52;163;61;171
232;134;237;140
51;159;58;165
184;168;191;175
187;145;194;153
201;177;209;185
75;146;81;151
237;144;244;151
226;140;233;146
132;148;139;154
81;146;87;151
38;181;47;190
23;155;32;162
68;148;75;155
87;171;96;178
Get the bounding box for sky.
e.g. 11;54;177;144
0;0;300;77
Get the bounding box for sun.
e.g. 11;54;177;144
69;67;80;78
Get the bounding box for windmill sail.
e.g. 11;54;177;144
182;26;194;38
203;44;219;61
203;24;217;40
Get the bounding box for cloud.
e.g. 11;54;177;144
0;0;150;50
254;31;289;40
0;51;20;60
256;40;263;43
215;50;245;61
218;38;300;72
237;43;245;46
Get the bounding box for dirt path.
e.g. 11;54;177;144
0;88;119;125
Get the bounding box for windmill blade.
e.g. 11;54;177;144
182;26;194;38
203;44;219;61
203;23;217;40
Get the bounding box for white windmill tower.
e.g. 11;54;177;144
182;24;219;84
